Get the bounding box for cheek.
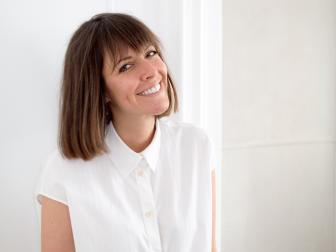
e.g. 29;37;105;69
104;81;122;106
105;78;136;105
157;60;168;75
104;80;116;98
105;78;125;94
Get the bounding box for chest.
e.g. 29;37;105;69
65;155;211;252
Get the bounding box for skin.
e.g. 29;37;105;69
102;44;170;153
41;43;217;251
41;197;75;252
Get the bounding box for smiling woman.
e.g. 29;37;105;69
35;12;217;252
102;43;171;132
59;13;178;159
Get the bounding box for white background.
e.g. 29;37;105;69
221;1;335;251
0;0;335;251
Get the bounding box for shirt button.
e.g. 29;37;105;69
145;210;154;218
137;169;145;177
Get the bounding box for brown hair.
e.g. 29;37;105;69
58;13;179;161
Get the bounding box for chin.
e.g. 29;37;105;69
151;100;170;115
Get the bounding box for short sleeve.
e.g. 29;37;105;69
35;150;68;206
198;127;218;173
208;135;217;172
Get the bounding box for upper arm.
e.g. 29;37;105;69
211;170;217;252
41;196;75;252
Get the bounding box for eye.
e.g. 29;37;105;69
118;50;158;73
119;63;132;73
147;50;158;57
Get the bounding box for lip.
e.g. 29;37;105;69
137;82;163;97
136;81;162;95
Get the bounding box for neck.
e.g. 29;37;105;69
111;114;156;153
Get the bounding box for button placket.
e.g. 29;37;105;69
135;161;162;251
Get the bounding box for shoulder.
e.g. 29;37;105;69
158;118;210;145
44;148;77;169
44;147;106;166
41;148;89;179
39;150;70;184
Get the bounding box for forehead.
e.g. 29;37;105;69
116;45;134;57
116;42;153;56
103;43;154;68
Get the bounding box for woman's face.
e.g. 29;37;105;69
102;44;170;120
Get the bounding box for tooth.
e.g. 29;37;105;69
138;83;160;96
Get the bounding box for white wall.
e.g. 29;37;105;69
0;0;106;251
221;0;336;251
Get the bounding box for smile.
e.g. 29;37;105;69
137;83;161;96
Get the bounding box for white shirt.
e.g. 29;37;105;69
35;117;216;252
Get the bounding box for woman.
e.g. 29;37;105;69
36;12;217;252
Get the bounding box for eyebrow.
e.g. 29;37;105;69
116;56;133;66
115;45;154;67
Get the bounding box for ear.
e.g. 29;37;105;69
105;96;111;103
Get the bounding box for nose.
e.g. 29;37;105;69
139;59;156;81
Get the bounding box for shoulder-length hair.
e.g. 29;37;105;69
58;13;179;161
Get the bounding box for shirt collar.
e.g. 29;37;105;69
106;118;161;179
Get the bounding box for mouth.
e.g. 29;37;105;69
137;82;162;96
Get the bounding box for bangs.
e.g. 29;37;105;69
96;15;162;72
